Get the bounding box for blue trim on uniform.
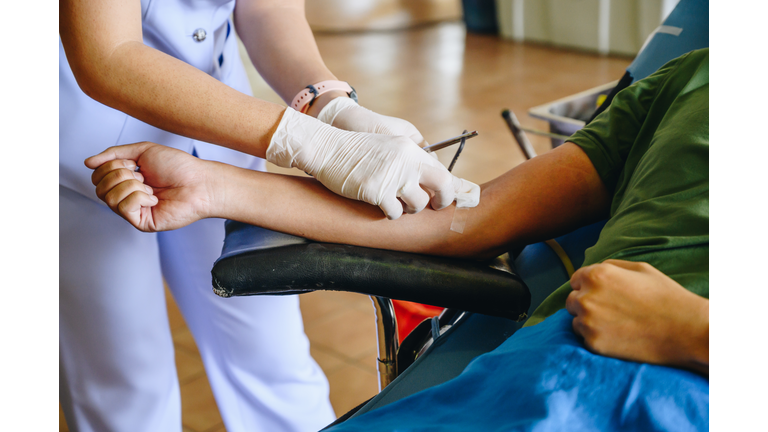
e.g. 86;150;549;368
218;21;231;67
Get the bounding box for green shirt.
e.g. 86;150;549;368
525;48;709;327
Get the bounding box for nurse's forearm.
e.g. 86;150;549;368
60;0;283;158
234;0;346;116
208;143;611;259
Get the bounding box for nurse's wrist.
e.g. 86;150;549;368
305;90;352;118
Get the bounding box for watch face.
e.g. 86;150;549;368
349;87;358;103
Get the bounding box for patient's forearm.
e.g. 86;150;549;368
210;143;611;258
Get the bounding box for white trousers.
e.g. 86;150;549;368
59;186;336;432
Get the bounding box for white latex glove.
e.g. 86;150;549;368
268;108;480;220
317;97;428;147
453;176;481;208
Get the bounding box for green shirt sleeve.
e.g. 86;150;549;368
523;49;709;328
569;52;690;193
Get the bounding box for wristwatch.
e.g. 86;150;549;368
290;80;358;114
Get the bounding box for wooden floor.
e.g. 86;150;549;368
60;19;631;432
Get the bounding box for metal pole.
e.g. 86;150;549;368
369;296;399;391
501;109;538;160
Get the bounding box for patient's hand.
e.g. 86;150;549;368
565;259;709;375
85;142;216;232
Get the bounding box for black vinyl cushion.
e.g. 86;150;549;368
211;221;530;321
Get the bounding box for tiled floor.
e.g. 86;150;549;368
165;288;381;431
59;12;632;432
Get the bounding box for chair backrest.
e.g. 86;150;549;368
519;0;710;295
589;0;709;122
628;0;709;83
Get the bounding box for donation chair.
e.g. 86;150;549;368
211;218;605;427
211;0;708;427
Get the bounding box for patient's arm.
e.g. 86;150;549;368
85;141;610;259
566;260;709;375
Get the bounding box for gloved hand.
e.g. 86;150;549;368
317;96;428;147
453;176;481;208
268;108;479;220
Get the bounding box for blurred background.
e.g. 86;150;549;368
61;0;680;430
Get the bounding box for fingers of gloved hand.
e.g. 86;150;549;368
317;96;357;126
391;121;427;148
320;97;429;147
408;130;428;148
375;116;427;147
378;195;405;220
398;182;431;214
94;164;147;201
452;176;481;208
417;164;457;210
102;177;157;213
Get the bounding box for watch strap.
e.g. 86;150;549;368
290;80;357;114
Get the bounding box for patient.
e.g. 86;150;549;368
86;48;708;426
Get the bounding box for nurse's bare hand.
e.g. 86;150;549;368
85;142;215;232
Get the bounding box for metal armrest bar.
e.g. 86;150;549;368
370;296;399;390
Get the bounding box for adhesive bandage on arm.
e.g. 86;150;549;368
449;177;480;234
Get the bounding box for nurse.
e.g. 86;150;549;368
59;1;476;431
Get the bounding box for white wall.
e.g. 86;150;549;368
496;0;681;56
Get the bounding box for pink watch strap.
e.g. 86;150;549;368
290;80;355;114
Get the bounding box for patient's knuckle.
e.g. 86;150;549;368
94;182;107;198
586;265;609;283
580;312;595;327
104;159;122;169
130;178;145;189
103;191;119;209
588;335;608;353
108;168;128;182
578;295;594;312
636;262;654;272
117;194;137;213
571;317;582;334
106;170;131;189
575;317;595;339
582;324;604;349
565;292;577;309
123;167;139;180
116;198;128;214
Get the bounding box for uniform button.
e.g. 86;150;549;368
192;28;207;42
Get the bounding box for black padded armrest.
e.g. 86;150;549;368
211;221;530;321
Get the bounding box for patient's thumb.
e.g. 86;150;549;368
84;142;153;169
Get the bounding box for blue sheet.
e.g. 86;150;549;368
326;309;708;431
